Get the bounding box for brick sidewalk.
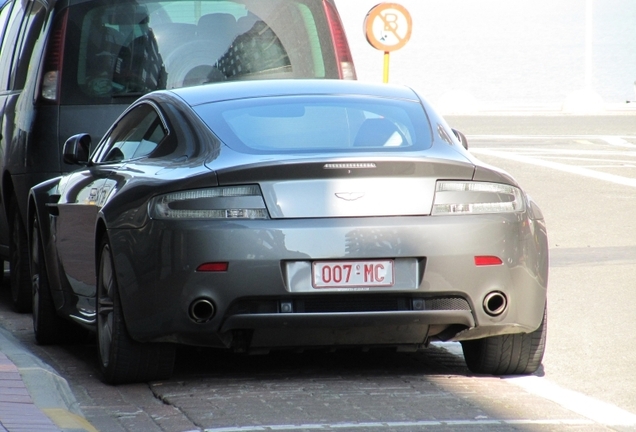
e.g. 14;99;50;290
0;352;60;432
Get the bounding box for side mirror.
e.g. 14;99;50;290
452;129;468;150
63;134;91;165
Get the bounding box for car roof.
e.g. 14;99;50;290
165;79;421;107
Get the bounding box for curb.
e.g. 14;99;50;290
0;326;97;432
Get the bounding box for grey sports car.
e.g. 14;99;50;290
28;79;548;384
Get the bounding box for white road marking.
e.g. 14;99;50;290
467;135;636;141
472;148;636;156
471;148;636;188
508;376;636;427
202;418;594;431
434;342;636;427
602;136;636;148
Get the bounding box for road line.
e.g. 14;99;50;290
202;419;594;431
471;148;636;188
602;136;636;148
507;376;636;426
466;134;636;140
434;342;636;427
539;156;636;164
473;148;636;156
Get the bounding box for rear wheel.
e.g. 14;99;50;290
461;306;547;375
97;236;175;384
10;198;32;313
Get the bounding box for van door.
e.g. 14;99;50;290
0;0;23;256
0;0;47;312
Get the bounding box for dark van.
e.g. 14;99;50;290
0;0;356;312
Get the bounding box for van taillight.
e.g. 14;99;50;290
323;1;356;80
40;10;68;102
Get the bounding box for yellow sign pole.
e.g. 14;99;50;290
383;52;390;83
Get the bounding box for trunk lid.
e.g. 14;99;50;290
216;158;475;218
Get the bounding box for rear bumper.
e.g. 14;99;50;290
108;212;548;347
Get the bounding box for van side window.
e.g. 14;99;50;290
0;0;25;90
12;0;46;89
0;0;15;50
96;103;167;163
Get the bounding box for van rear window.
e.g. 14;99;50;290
61;0;334;104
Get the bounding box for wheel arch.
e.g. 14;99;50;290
27;184;61;293
94;218;108;274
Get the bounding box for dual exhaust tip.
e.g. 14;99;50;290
189;292;508;323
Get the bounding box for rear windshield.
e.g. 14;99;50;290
194;95;433;154
61;0;337;104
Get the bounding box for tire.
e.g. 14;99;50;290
10;198;32;313
97;236;175;384
461;306;547;375
31;215;86;345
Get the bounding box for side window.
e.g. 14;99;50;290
0;0;24;91
0;0;15;49
12;0;46;89
95;103;167;163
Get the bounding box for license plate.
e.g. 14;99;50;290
312;260;394;288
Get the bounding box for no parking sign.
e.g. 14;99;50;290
365;3;412;52
364;3;412;83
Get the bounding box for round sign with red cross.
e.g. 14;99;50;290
364;3;412;52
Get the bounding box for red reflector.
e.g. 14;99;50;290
474;256;503;266
197;262;229;272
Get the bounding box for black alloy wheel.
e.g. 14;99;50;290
97;236;175;384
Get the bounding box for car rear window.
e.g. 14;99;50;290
194;95;433;154
61;0;337;104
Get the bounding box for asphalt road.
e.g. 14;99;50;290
450;115;636;417
0;114;634;431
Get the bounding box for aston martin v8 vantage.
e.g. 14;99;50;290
28;79;548;384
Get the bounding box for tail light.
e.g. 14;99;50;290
432;181;525;215
149;185;269;220
39;10;68;102
323;1;357;80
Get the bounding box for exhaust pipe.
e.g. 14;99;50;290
483;291;507;317
189;298;216;323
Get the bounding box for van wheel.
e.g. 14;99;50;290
461;306;547;375
10;198;32;313
31;215;86;344
97;237;175;385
